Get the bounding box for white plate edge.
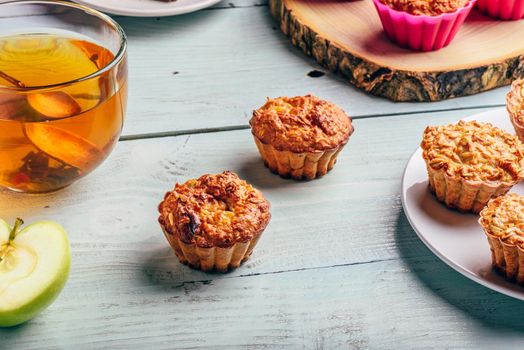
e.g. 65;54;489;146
400;108;524;301
72;0;223;17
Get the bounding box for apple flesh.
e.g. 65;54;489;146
0;218;71;327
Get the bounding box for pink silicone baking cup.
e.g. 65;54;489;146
372;0;477;51
477;0;524;20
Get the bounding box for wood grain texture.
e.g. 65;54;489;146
117;5;509;137
2;108;524;348
268;0;524;102
0;109;482;278
2;256;524;349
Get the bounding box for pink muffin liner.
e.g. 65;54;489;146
477;0;524;20
372;0;477;51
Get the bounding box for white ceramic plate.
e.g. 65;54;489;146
401;108;524;300
73;0;222;17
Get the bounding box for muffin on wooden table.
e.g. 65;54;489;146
249;94;354;180
480;193;524;284
421;120;524;213
506;79;524;142
373;0;476;51
158;171;271;272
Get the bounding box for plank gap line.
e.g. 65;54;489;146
205;2;268;11
155;256;421;287
351;103;505;119
119;125;251;142
120;104;504;141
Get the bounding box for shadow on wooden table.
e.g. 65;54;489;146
395;211;524;333
0;184;80;221
139;244;261;292
140;247;217;288
237;156;300;189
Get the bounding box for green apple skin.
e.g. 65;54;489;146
0;219;71;327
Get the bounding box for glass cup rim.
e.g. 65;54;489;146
0;0;127;91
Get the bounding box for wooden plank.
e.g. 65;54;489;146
1;108;520;347
0;108;495;281
2;256;524;349
117;6;508;137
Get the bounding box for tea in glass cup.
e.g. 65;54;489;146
0;1;128;193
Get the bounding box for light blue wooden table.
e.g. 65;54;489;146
1;1;524;349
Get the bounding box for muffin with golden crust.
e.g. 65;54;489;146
158;171;271;272
379;0;470;16
480;193;524;284
506;79;524;142
250;94;354;180
421;120;524;213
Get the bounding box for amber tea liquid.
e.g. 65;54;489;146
0;33;127;192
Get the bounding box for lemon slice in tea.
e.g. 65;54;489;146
1;35;104;118
24;124;102;171
26;92;82;119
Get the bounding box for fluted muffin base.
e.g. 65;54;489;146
508;111;524;143
253;136;345;180
161;224;262;272
427;167;513;213
483;232;524;284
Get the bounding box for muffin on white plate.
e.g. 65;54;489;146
421;120;524;213
480;193;524;284
506;79;524;142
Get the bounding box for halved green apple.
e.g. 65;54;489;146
0;218;71;327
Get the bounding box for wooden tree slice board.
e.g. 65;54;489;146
269;0;524;102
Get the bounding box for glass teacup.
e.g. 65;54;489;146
0;1;128;193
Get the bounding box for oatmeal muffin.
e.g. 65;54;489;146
506;79;524;142
158;171;271;272
249;94;354;180
421;120;524;213
480;193;524;284
379;0;470;16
